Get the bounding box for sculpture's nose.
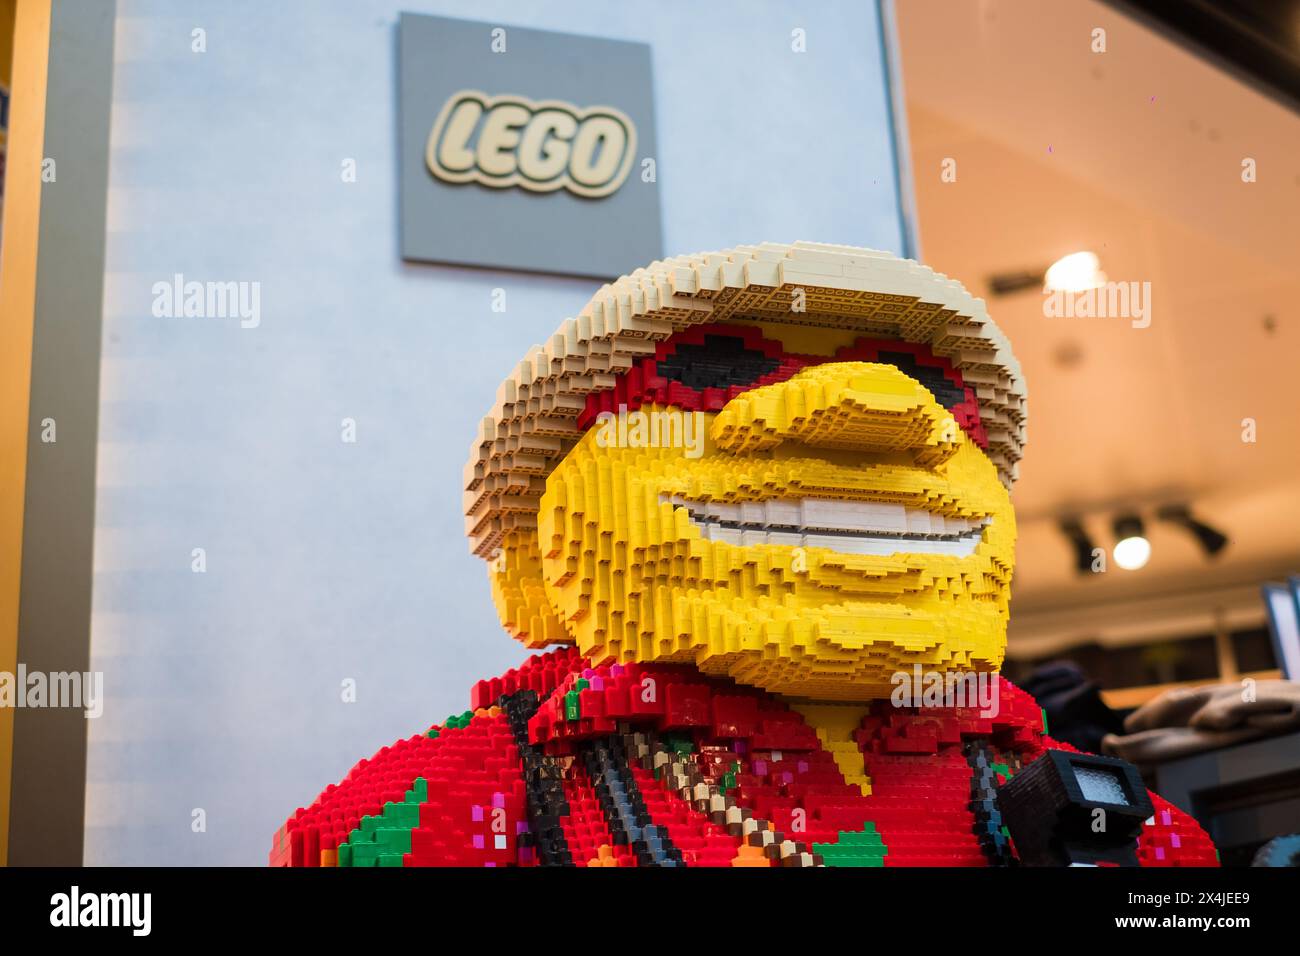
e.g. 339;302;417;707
709;361;963;469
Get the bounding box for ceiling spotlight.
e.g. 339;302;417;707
1059;517;1098;575
1157;504;1229;557
1044;251;1106;293
1112;514;1151;571
988;250;1107;298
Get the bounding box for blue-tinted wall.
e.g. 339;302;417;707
87;0;907;864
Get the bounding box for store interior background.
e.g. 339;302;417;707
896;0;1300;706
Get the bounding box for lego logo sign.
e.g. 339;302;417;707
426;91;637;199
399;13;662;277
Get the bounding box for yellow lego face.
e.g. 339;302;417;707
490;322;1016;701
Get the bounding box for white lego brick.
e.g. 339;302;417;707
765;500;800;527
766;531;803;548
906;509;933;535
708;501;742;522
711;526;743;545
860;502;908;533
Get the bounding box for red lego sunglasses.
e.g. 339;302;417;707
576;322;988;449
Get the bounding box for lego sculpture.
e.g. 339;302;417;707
272;242;1217;867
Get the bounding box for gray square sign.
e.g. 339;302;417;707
398;13;663;279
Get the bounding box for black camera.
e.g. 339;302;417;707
998;750;1154;867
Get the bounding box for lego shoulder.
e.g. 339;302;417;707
1036;734;1218;867
270;705;528;867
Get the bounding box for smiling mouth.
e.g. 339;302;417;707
664;495;990;558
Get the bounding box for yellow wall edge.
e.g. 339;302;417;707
0;0;53;868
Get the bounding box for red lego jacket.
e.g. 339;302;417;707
271;646;1218;868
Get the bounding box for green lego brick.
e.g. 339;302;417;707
661;732;694;756
813;822;888;868
375;826;412;852
380;802;420;830
337;777;429;867
349;842;379;867
441;709;475;731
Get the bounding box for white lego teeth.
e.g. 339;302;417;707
664;495;989;558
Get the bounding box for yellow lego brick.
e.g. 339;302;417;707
791;703;874;795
